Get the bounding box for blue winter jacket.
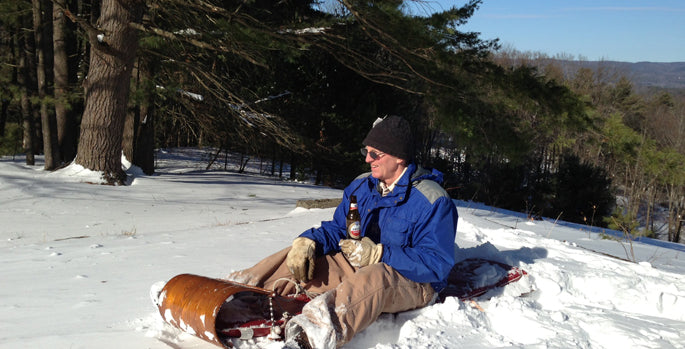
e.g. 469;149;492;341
300;163;458;291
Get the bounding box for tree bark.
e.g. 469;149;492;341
53;0;76;162
75;0;145;184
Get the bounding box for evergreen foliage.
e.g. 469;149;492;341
551;155;613;227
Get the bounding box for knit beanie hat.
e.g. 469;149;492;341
362;115;414;161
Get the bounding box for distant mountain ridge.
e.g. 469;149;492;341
563;60;685;91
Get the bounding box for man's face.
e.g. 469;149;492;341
364;146;405;185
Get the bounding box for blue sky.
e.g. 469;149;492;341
408;0;685;63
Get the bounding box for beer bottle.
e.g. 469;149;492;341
346;195;361;239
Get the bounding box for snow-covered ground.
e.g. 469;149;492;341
1;148;684;349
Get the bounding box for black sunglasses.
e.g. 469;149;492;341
360;148;386;160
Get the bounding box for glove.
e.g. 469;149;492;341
339;237;383;268
286;237;316;282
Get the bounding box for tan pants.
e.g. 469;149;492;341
228;247;435;347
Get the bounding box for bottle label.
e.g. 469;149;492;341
348;222;361;239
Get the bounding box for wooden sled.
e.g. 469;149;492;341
154;273;308;348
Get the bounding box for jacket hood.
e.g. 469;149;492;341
410;165;444;185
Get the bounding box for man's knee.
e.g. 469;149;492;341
349;262;394;284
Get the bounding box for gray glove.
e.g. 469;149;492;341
339;237;383;268
286;237;316;282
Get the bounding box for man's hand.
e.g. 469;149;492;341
339;237;383;268
286;237;316;282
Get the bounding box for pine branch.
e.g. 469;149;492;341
338;0;451;90
128;22;267;68
58;6;116;56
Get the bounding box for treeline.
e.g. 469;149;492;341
0;1;683;243
480;49;685;243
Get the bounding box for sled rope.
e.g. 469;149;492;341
271;277;317;300
261;278;316;340
266;296;281;340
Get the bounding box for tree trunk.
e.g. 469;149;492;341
53;0;76;163
122;57;155;175
0;23;9;137
290;153;297;180
33;0;60;170
122;105;137;163
0;100;7;137
121;60;138;163
75;0;145;184
18;14;36;165
134;78;156;175
677;209;684;244
122;96;155;174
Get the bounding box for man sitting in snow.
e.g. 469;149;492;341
229;115;459;348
